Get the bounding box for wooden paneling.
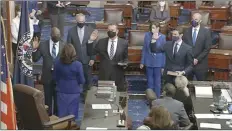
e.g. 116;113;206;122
96;23;126;38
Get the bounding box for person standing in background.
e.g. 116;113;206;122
32;27;65;115
47;1;70;39
53;44;85;120
11;4;34;61
28;1;47;39
149;0;170;23
67;13;95;101
182;13;212;81
140;22;166;98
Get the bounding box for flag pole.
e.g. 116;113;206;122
0;16;2;130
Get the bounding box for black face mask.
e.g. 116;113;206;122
77;22;85;28
51;36;60;43
107;31;116;38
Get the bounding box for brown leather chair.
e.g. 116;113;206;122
218;33;232;49
13;84;78;130
104;9;123;24
128;30;146;46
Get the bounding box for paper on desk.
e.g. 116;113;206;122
86;127;107;130
195;114;215;119
92;104;112;109
195;86;213;98
221;89;232;102
200;123;221;129
195;114;232;119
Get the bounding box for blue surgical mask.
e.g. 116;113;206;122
172;36;179;41
191;20;199;27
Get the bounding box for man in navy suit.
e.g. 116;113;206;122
162;27;194;84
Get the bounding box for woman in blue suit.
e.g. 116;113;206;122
53;44;85;120
140;22;166;98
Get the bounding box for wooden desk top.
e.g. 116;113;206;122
210;49;232;56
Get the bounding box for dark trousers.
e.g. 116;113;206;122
188;69;208;81
49;14;65;38
12;43;17;62
146;67;162;98
164;74;176;85
43;80;57;115
81;64;92;99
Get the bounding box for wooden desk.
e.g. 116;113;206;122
96;23;126;38
199;6;230;30
221;26;232;34
208;49;232;80
104;4;133;28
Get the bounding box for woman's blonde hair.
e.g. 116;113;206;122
149;106;173;129
157;0;169;11
175;76;189;89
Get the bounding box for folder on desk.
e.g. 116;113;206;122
167;71;178;76
195;86;213;98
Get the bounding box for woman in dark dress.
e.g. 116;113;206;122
53;44;85;120
149;0;170;23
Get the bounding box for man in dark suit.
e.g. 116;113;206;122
152;83;190;128
47;1;70;38
67;13;95;99
32;27;64;115
87;23;128;91
183;13;212;81
162;27;193;84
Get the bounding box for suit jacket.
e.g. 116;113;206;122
152;97;190;127
163;41;193;75
53;60;85;94
67;25;95;65
182;26;212;70
141;32;166;68
149;7;170;22
87;37;128;91
174;89;193;115
32;40;64;84
47;1;66;15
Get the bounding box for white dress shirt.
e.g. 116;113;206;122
173;39;182;54
192;25;200;39
107;37;118;58
11;15;34;44
49;39;59;57
77;26;85;44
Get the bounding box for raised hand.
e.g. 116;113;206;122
90;30;98;41
32;37;40;49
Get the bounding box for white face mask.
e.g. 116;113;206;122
17;11;21;17
159;1;165;7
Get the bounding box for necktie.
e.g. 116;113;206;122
52;43;56;59
173;43;178;58
78;28;84;44
192;29;197;46
110;41;114;60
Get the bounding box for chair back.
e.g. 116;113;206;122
104;9;123;24
128;30;146;46
97;29;108;40
218;33;232;49
13;84;50;130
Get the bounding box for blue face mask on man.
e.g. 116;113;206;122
191;20;199;27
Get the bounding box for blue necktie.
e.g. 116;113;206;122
52;43;56;59
192;29;197;46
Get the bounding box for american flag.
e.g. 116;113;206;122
1;17;17;129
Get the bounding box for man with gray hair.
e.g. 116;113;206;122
67;12;96;100
183;12;212;81
152;83;190;127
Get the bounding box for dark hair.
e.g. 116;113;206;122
172;26;184;35
15;4;21;12
108;23;118;30
149;22;161;32
163;83;176;97
60;44;77;64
